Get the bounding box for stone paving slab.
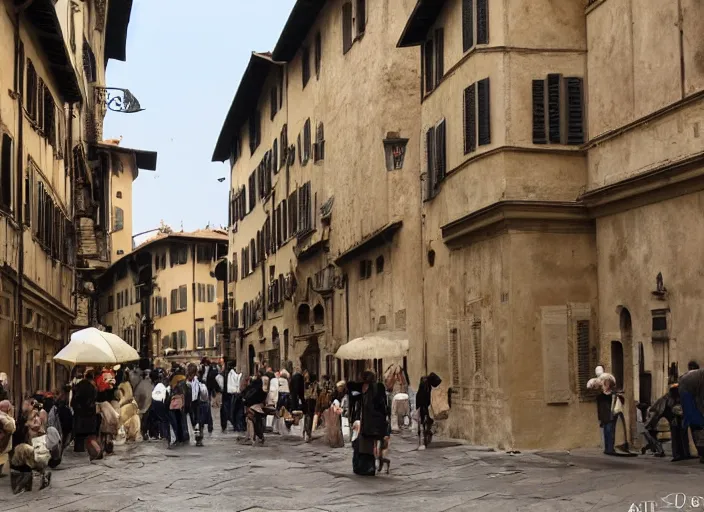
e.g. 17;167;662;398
1;427;704;512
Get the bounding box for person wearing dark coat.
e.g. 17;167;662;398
289;371;305;413
416;372;441;449
71;372;98;453
348;371;390;476
242;377;267;445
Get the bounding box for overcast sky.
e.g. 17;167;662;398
104;0;295;244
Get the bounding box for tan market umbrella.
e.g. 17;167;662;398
54;327;140;366
334;330;409;360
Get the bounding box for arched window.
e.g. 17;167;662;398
313;304;324;325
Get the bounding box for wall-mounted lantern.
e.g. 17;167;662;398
383;132;409;171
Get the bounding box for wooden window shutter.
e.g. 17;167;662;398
270;87;277;120
476;0;489;44
282;199;288;239
424;39;434;94
302;46;310;88
17;41;24;95
462;0;473;52
463;83;476;154
179;285;187;310
356;0;366;34
425;127;436;199
577;319;591;397
532;79;547;144
547;73;561;144
434;28;444;87
297;133;302;165
279;67;285;108
342;2;353;54
170;289;177;313
315;31;322;78
273;139;278;173
477;78;491;146
565;77;584;145
435;120;446;183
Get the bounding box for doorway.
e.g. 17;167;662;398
618;307;636;444
611;341;624;391
300;337;320;377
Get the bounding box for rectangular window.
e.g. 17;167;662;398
24;167;32;226
425;120;445;199
356;0;366;35
280;124;288;168
464;78;491;153
26;59;37;120
249;110;261;154
477;0;489;44
197;328;205;349
423;39;434;94
270;86;278;120
314;32;322;78
298;182;312;234
207;284;215;302
434;28;444;87
302;46;311;88
462;0;489;52
113;206;124;231
462;0;474;52
179;330;187;349
282;199;288;240
0;134;13;213
314;122;325;162
289;189;298;235
209;326;215;348
108;295;114;312
532;74;584;145
248;172;256;212
342;2;353;54
303;119;311;165
179;284;187;311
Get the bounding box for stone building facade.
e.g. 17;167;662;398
0;0;149;401
213;0;422;379
97;230;228;365
215;0;704;450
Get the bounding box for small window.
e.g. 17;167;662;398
270;86;278;120
359;259;373;280
427;249;436;267
113;206;124;231
302;46;311;88
314;32;322;78
314;122;325;162
249;110;261;154
197;328;206;349
0;134;13;213
179;330;187;349
356;0;366;35
116;191;122;199
376;255;384;274
532;74;584;145
342;2;353;54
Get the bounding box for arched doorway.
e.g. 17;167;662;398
248;344;255;377
300;337;320;377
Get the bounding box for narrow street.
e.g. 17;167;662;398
3;421;704;512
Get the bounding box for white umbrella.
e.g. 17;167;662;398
334;330;409;360
54;327;140;366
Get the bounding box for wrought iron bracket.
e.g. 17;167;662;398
94;87;145;113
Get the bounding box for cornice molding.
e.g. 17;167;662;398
441;201;593;249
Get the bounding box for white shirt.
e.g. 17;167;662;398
151;383;167;402
267;376;279;406
227;370;242;394
191;378;200;402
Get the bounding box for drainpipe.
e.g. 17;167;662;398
192;245;196;355
419;193;427;376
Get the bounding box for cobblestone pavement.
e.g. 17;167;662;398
2;423;704;512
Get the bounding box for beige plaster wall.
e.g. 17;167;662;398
109;153;135;261
596;190;704;399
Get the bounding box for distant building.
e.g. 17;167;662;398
212;0;422;378
97;230;228;365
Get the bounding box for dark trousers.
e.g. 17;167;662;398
232;394;246;432
204;397;213;433
252;410;265;441
169;409;189;443
603;420;616;453
671;424;691;460
690;425;704;457
220;393;232;431
150;401;170;441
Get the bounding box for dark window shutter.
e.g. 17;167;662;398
297;133;302;165
279;67;285;108
302;46;310;88
547;73;561;144
477;77;491;146
436;120;446;184
462;0;474;52
434;28;444;87
463;83;476;154
532;79;547;144
425;126;436;199
565;77;584;145
476;0;489;44
342;3;353;54
273;139;278;173
270;87;277;120
424;39;434;93
356;0;366;34
315;31;322;78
